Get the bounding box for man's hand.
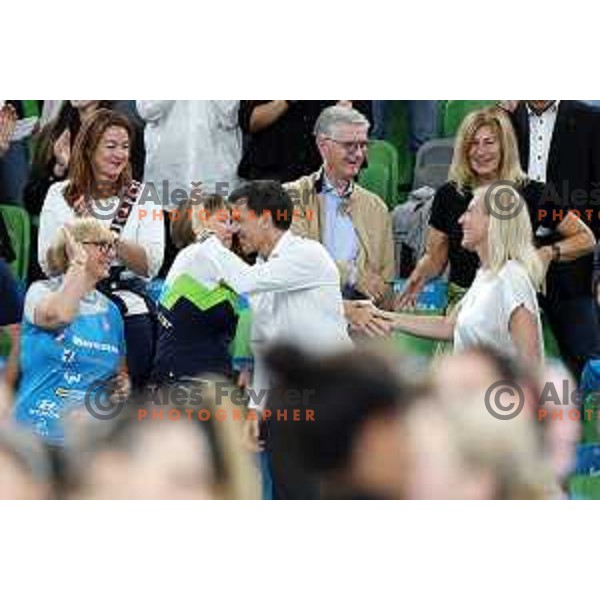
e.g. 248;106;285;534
242;413;263;453
359;265;389;305
237;368;252;390
345;300;394;337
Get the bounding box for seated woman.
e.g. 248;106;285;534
151;195;251;384
382;185;546;373
38;108;164;388
15;218;128;446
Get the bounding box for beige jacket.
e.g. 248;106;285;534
285;170;395;300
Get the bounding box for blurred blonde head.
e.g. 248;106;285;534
444;397;557;499
65;376;260;500
449;107;527;191
406;396;557;499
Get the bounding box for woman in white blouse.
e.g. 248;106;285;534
382;184;546;373
38;109;164;387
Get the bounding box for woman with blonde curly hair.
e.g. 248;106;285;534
397;107;594;312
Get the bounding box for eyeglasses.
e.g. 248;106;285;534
325;138;370;154
82;240;115;253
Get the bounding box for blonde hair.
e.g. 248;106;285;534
476;184;545;291
449;107;527;191
444;397;557;500
46;218;115;275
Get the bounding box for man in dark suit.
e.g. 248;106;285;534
509;100;600;377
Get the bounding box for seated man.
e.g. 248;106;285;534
286;105;394;307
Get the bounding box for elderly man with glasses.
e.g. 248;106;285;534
286;105;394;310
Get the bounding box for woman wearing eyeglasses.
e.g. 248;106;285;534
15;219;128;446
38;109;164;388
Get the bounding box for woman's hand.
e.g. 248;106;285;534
63;226;89;269
53;129;71;173
110;370;131;403
0;104;17;157
395;272;426;310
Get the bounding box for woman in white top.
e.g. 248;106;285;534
382;184;545;372
38;109;164;387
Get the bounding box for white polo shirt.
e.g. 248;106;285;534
204;231;352;410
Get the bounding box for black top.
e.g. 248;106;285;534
429;180;553;289
238;100;373;183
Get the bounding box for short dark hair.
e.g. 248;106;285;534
265;344;425;474
229;180;293;231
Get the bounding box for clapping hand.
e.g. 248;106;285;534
0;104;17;157
53;129;71;174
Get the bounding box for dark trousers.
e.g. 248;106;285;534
263;416;320;500
541;294;600;379
124;313;156;390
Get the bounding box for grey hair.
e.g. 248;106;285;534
313;105;370;137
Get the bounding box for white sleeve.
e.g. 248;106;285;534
212;241;334;295
135;101;175;123
132;201;165;278
23;281;52;324
38;184;69;276
502;264;538;320
211;101;240;130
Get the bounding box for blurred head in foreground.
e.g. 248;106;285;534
405;394;558;500
266;344;429;499
65;379;260;499
0;425;52;499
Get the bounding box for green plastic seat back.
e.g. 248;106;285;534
0;204;31;282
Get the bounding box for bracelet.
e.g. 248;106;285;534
69;258;86;269
196;230;215;244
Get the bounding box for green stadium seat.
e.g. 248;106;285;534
441;101;497;137
358;161;391;207
569;474;600;500
382;101;415;194
360;140;399;207
542;319;561;359
0;204;31;282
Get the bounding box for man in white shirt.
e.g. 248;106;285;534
210;181;352;406
207;180;385;498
